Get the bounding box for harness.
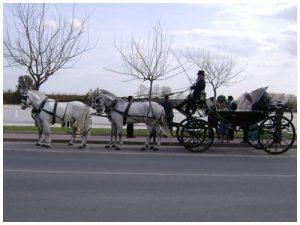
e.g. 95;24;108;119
31;98;68;125
52;101;58;124
104;99;132;125
102;98;163;126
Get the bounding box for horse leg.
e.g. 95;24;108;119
78;121;88;149
81;115;91;149
105;123;115;148
115;127;123;150
68;122;76;146
141;125;152;151
42;121;51;148
113;124;118;148
36;117;44;146
153;125;161;151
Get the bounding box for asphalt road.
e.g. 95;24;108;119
3;142;297;222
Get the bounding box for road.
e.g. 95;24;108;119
3;142;297;222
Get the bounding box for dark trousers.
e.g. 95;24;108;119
126;124;134;137
242;126;249;142
167;117;173;132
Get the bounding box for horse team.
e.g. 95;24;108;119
20;87;171;151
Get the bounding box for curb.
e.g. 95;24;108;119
3;138;297;149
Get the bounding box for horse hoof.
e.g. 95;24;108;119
105;145;110;148
68;142;74;146
42;144;50;148
36;143;41;146
115;147;121;151
149;146;154;150
153;147;159;151
78;145;86;149
141;147;145;151
112;144;116;148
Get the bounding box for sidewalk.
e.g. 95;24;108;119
3;133;297;148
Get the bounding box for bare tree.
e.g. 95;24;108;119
4;4;93;90
184;45;244;98
105;21;183;100
17;75;34;90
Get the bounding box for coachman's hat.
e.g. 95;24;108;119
197;70;205;76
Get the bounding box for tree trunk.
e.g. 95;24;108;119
34;82;41;91
149;80;153;100
213;89;217;99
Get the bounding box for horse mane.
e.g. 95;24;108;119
99;89;117;100
29;90;47;99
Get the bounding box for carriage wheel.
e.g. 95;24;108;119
246;124;263;149
258;115;296;155
176;118;190;144
271;107;293;122
180;119;214;153
279;107;293;122
283;107;293;122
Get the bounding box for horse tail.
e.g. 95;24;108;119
83;106;92;134
159;110;172;138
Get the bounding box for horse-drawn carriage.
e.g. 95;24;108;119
19;85;295;154
174;87;296;155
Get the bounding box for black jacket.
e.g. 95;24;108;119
191;78;205;98
161;100;174;118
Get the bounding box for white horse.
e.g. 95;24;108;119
20;88;91;148
91;89;171;151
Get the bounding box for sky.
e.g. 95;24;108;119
3;2;297;99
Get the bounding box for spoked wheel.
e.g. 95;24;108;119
258;115;296;155
180;119;214;153
176;117;196;144
176;118;190;144
246;124;263;149
271;107;294;122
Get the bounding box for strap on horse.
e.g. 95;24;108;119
52;101;58;125
35;97;48;115
123;101;132;125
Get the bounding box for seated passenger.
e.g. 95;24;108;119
238;93;253;110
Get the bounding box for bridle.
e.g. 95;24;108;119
92;95;105;113
20;90;32;107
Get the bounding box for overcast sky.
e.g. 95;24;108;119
3;2;297;98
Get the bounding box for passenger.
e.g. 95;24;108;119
238;93;253;110
238;93;253;143
225;96;234;111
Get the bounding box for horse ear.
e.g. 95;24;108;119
20;85;28;94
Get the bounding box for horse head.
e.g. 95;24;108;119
20;89;47;110
20;87;31;110
91;88;106;113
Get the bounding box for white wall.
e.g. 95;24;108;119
3;105;186;128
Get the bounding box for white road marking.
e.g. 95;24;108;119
4;169;296;178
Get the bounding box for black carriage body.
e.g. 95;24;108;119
209;87;271;128
216;110;268;127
